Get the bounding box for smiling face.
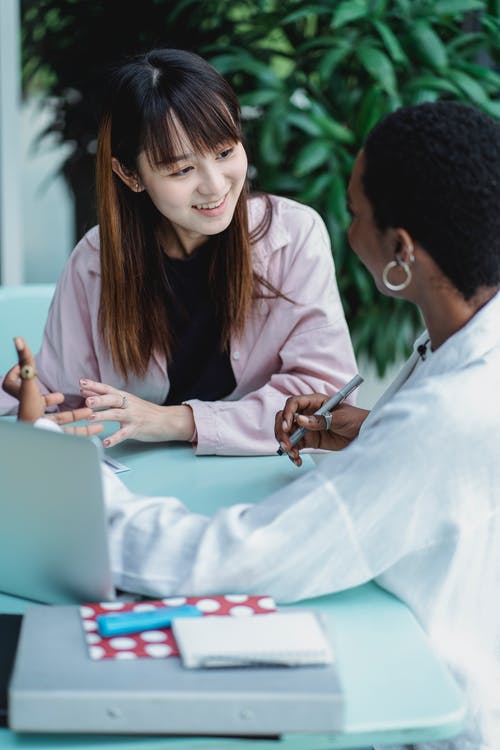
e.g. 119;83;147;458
136;133;248;256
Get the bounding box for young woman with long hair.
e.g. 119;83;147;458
0;48;356;454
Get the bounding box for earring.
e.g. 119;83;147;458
135;181;140;192
382;246;414;291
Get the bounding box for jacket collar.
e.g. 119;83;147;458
423;289;500;375
247;195;291;260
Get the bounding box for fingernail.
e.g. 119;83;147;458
80;379;88;386
87;397;96;406
282;420;287;431
14;337;23;350
103;438;110;447
88;413;96;420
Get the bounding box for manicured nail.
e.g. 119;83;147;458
103;438;110;447
80;379;88;386
282;419;288;431
14;337;24;350
88;413;96;420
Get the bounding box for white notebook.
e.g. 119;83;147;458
172;611;334;668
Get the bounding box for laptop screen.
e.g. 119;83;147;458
0;421;114;604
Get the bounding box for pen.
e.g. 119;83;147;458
277;373;364;456
96;604;202;637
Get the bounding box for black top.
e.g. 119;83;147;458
163;242;236;406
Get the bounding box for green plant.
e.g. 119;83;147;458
206;0;500;372
22;0;500;373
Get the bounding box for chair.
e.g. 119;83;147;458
0;284;55;375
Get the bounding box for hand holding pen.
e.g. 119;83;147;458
275;374;367;467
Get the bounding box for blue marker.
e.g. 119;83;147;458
96;605;202;637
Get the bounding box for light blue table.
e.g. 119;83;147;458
0;439;466;748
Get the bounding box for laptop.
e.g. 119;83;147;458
0;420;115;604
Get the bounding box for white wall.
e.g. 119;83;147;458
356;357;402;410
21;96;75;283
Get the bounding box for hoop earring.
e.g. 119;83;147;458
382;259;412;291
135;181;140;192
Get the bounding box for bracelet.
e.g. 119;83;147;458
20;365;37;380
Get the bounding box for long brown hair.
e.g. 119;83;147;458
96;48;279;378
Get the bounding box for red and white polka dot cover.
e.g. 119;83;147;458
80;595;276;661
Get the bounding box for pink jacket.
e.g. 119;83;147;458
1;195;357;454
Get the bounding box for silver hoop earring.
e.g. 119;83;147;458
382;260;412;291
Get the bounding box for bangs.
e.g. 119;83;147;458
142;92;242;168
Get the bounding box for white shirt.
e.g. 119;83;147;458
41;291;500;749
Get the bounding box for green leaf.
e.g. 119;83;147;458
296;35;345;54
282;5;333;25
318;44;352;82
357;45;397;95
447;69;489;105
331;0;368;29
355;86;387;140
409;89;440;105
479;99;500;119
209;54;279;87
458;62;500;92
239;89;278;107
393;0;412;14
372;20;408;65
433;0;484;13
312;114;355;143
328;173;349;226
406;75;459;94
287;111;323;137
259;119;282;166
299;172;334;202
294;139;333;176
410;22;448;70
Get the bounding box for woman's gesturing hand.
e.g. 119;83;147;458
80;379;195;448
275;392;370;467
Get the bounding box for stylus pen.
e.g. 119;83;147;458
277;373;364;456
96;605;202;637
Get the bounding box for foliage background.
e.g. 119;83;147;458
21;0;500;373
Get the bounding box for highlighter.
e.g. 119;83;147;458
96;605;201;637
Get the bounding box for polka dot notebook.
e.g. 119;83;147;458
80;595;276;661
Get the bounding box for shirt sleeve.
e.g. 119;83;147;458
185;205;358;455
104;384;452;602
35;236;101;409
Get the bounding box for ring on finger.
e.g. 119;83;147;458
119;394;128;409
20;365;37;380
323;411;333;431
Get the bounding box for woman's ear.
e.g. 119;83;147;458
393;228;415;264
111;158;144;192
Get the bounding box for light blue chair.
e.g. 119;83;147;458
0;284;55;375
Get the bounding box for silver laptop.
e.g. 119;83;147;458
0;420;115;604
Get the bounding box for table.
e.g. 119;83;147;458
0;439;466;748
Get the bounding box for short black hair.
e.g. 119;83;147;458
363;101;500;299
